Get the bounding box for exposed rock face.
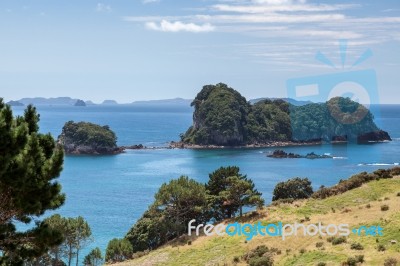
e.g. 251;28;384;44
58;121;123;155
357;130;392;143
267;149;332;159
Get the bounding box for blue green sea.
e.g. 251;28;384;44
12;104;400;260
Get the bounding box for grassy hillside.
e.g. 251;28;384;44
111;177;400;266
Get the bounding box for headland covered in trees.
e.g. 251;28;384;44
174;83;390;148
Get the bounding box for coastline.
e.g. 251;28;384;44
167;140;322;149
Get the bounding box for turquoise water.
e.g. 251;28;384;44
11;105;400;262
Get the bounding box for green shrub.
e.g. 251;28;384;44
272;177;313;201
326;236;334;243
248;256;273;266
316;242;324;248
346;257;357;266
377;244;386;251
331;236;346;245
366;203;371;208
300;248;306;254
233;256;240;263
187;240;192;245
397;192;400;197
350;242;364;250
384;257;398;266
381;204;390;211
105;238;133;263
355;255;365;263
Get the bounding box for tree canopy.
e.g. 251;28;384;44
272;177;314;201
0;99;65;263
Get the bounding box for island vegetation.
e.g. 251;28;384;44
181;83;390;147
58;121;123;155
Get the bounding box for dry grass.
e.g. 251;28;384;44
109;178;400;266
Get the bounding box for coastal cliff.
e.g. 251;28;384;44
58;121;123;155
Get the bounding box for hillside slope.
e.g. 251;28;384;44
112;177;400;266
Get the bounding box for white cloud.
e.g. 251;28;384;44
96;3;112;12
213;4;357;13
252;0;305;4
145;20;215;33
142;0;160;4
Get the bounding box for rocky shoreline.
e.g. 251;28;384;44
168;140;323;149
266;149;332;159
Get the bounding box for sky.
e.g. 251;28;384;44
0;0;399;103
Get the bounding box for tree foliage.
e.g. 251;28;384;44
0;100;65;264
105;238;133;263
206;166;263;219
41;215;92;266
125;168;264;257
272;177;314;201
290;97;379;141
126;176;209;252
83;247;103;266
220;176;264;217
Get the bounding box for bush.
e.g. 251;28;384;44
248;256;273;266
355;255;365;263
381;204;390;211
346;257;357;266
350;242;364;250
317;263;327;266
300;248;306;254
390;167;400;176
366;203;371;208
316;242;324;248
384;257;398;266
377;244;386;251
397;192;400;197
244;245;274;266
233;256;240;263
331;236;346;245
271;198;295;206
272;177;313;201
105;238;133;263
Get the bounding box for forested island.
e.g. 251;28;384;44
58;121;123;155
178;83;390;147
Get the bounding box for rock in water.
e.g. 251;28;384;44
357;130;392;143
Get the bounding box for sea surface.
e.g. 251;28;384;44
12;104;400;262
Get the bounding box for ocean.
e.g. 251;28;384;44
11;104;400;262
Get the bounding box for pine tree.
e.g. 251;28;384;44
0;99;65;264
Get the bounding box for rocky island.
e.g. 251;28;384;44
179;83;391;148
58;121;124;155
267;149;332;159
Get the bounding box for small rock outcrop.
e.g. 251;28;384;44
58;121;123;155
267;149;332;159
357;130;391;143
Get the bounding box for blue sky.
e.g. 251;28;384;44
0;0;399;103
